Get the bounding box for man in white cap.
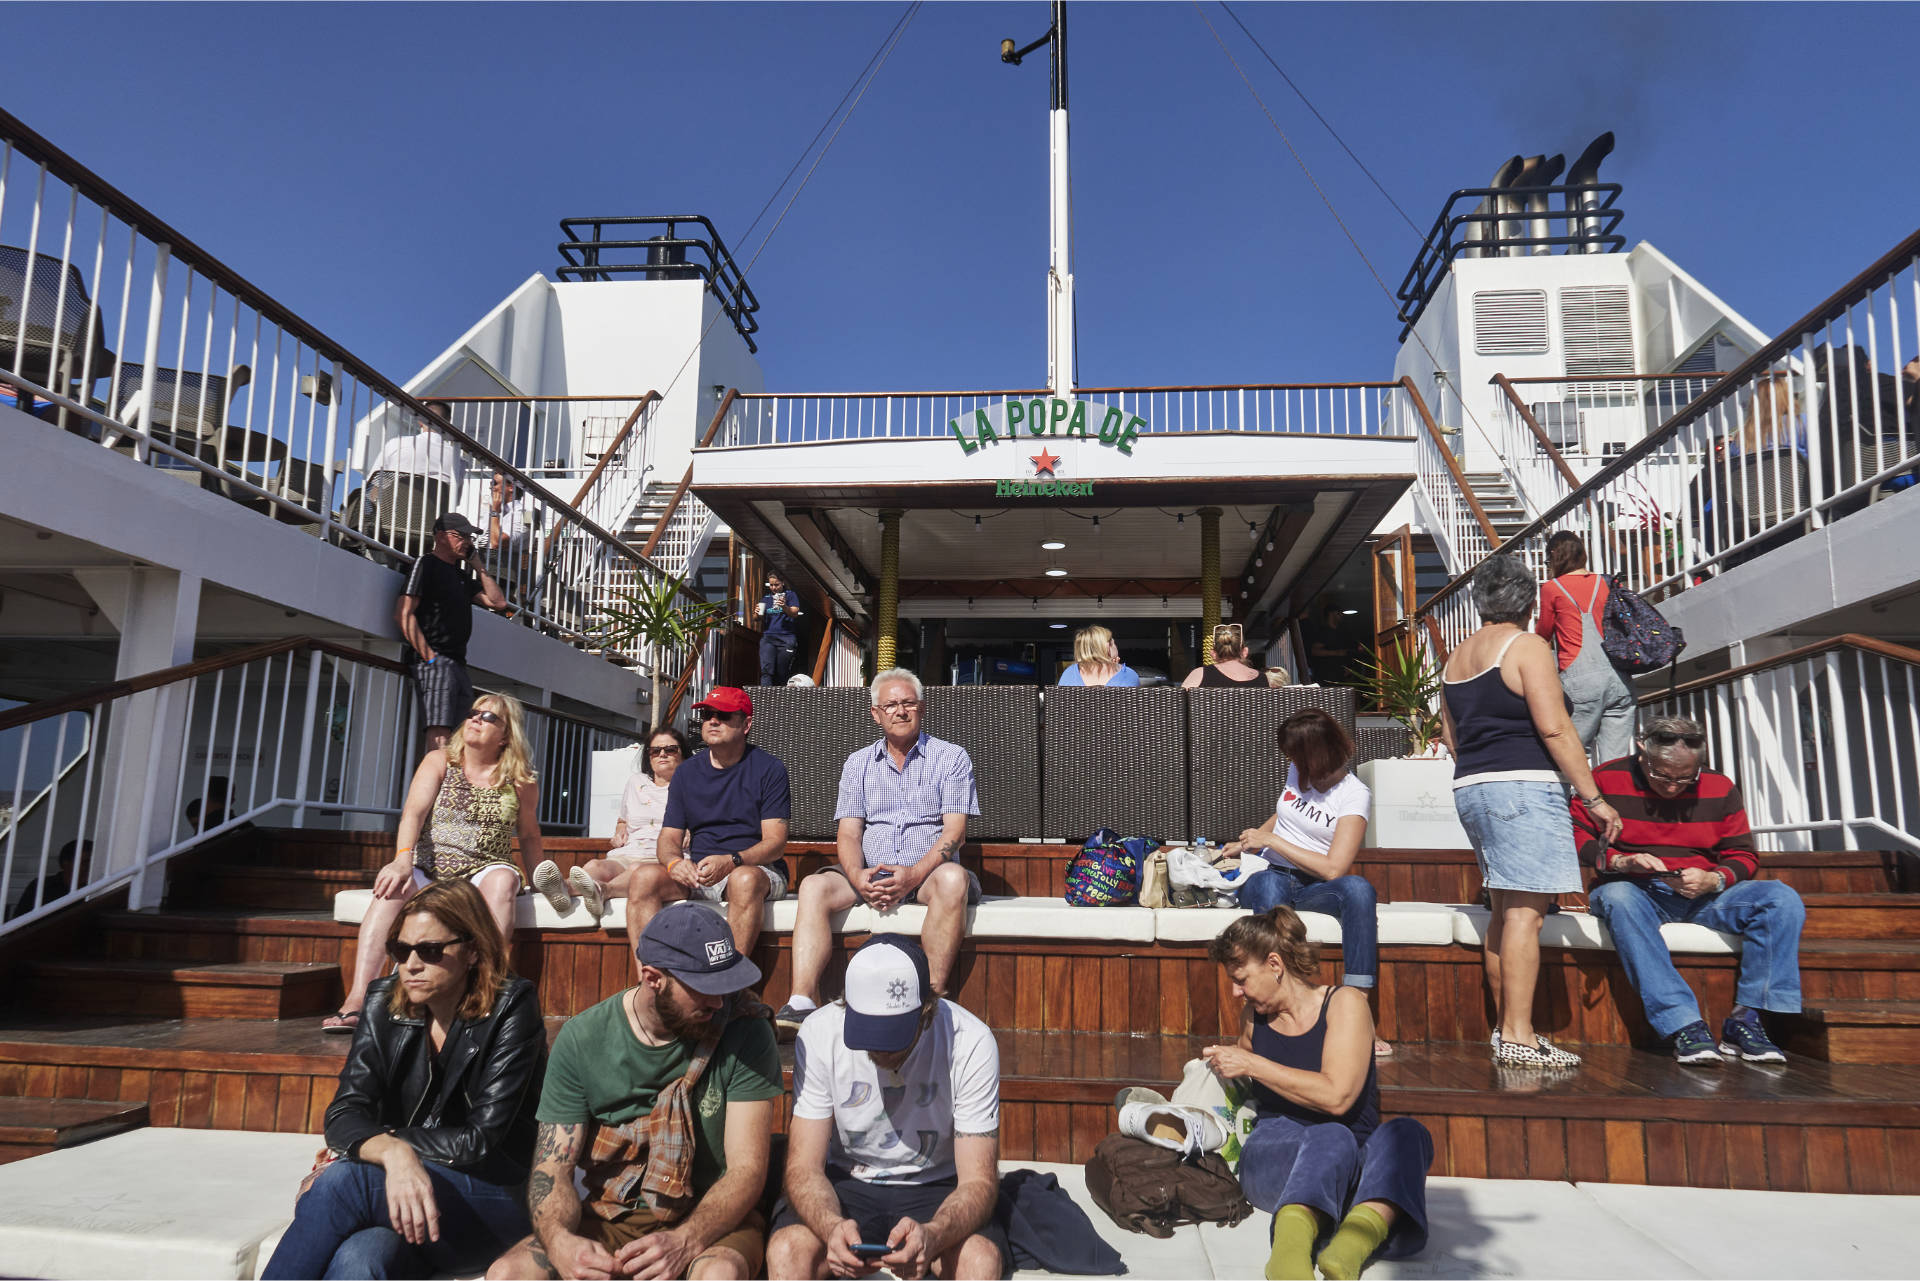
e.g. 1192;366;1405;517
489;903;781;1281
766;935;1006;1281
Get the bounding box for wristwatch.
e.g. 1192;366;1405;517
728;852;744;868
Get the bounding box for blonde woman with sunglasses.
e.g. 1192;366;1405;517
1182;623;1264;687
324;693;542;1034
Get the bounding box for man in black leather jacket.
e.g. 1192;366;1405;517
264;881;546;1279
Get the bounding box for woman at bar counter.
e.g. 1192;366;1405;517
1181;623;1264;687
1441;554;1622;1068
1057;623;1141;686
1204;907;1430;1281
264;881;543;1280
324;693;542;1034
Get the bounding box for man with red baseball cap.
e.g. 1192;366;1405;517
622;686;792;978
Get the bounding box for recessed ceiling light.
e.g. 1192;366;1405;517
1341;608;1359;615
1049;622;1068;629
1041;540;1066;551
1045;567;1069;577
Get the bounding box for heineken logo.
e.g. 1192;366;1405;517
949;397;1147;457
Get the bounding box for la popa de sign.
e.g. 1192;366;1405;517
949;397;1147;456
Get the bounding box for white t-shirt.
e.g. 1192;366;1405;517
612;772;671;863
791;999;999;1186
1261;764;1371;873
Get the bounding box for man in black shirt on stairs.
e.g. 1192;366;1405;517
396;511;508;749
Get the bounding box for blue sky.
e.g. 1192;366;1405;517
5;2;1914;392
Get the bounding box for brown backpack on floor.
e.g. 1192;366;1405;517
1083;1134;1253;1239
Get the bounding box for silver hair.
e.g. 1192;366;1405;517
869;668;924;706
1640;714;1707;762
1470;554;1538;626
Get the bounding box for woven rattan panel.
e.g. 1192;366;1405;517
735;686;872;839
1186;686;1358;841
923;686;1039;841
1356;724;1411;765
1041;687;1189;843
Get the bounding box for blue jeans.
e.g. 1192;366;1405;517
1239;1115;1432;1259
1588;878;1805;1039
261;1158;529;1280
1238;868;1378;989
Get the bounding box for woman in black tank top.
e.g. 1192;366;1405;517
1202;908;1431;1280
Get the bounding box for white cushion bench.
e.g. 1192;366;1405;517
1449;904;1742;955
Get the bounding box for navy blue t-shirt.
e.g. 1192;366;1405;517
662;744;792;871
760;590;800;640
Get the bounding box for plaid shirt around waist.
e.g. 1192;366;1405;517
834;732;978;868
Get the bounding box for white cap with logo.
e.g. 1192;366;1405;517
842;934;932;1053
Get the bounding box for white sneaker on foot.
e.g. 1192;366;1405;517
532;860;575;915
568;866;606;918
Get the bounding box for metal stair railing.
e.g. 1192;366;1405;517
1638;635;1920;855
0;637;640;935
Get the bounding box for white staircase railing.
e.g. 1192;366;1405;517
1639;636;1920;854
0;638;640;933
1417;229;1920;656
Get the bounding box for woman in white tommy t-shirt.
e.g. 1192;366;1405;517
1224;708;1391;1056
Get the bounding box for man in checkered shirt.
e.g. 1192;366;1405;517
775;669;979;1041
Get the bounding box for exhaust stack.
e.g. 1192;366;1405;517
1565;132;1616;252
1467;155;1524;259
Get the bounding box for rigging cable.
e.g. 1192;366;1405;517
1191;1;1509;480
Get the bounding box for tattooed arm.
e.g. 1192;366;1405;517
899;812;968;897
526;1121;614;1280
612;1097;773;1280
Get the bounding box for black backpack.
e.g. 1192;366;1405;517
1083;1134;1252;1239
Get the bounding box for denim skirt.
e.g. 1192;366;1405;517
1453;779;1582;894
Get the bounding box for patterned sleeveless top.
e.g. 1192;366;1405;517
415;762;521;882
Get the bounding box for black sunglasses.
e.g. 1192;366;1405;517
1646;731;1705;748
467;710;503;725
700;709;743;723
386;936;467;965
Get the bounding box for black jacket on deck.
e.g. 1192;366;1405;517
325;973;545;1186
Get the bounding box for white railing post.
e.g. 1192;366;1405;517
289;646;324;825
318;359;342;543
133;243;170;465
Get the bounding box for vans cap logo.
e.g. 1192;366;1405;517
704;939;733;966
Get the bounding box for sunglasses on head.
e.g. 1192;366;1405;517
1645;731;1705;749
467;710;502;725
386;936;467;965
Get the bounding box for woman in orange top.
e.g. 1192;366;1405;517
1536;533;1636;766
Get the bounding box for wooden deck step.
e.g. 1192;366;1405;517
1783;1000;1920;1064
1797;893;1920;939
0;1097;149;1165
26;959;341;1021
170;866;372;912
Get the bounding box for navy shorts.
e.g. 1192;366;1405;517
771;1172;1007;1273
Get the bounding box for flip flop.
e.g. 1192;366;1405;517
1374;1039;1394;1058
321;1009;361;1035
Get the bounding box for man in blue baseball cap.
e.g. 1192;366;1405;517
767;935;1008;1281
490;904;780;1280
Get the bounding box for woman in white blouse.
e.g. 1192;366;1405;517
530;726;688;918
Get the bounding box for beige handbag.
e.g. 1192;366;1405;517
1138;847;1171;909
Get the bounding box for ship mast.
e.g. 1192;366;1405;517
1003;0;1074;395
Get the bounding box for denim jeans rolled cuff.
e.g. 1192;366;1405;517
1237;867;1379;989
1588;877;1806;1039
261;1157;531;1281
1238;1115;1432;1261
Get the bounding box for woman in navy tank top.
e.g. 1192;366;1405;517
1440;555;1623;1069
1202;908;1431;1280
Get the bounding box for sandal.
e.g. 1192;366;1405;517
321;1009;361;1035
1374;1039;1394;1058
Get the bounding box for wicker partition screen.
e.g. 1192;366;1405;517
1042;686;1190;843
1186;686;1358;841
923;686;1040;841
1356;724;1411;765
736;686;873;839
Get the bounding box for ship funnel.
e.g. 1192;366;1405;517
1519;153;1566;255
1566;132;1615;252
1466;155;1524;259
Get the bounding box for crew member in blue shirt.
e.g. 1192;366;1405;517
775;669;979;1040
756;572;803;685
621;686;791;978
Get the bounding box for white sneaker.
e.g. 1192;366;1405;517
532;860;575;915
1117;1101;1228;1157
569;866;606;918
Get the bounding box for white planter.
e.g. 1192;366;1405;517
1358;757;1470;850
589;747;641;838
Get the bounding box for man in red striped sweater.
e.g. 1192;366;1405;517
1570;716;1804;1067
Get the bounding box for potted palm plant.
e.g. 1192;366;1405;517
592;573;730;723
1354;640;1469;849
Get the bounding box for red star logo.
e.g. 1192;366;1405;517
1030;448;1061;477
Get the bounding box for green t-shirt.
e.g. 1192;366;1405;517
537;992;782;1189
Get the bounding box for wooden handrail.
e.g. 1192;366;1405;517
567;391;659;510
1398;376;1500;547
1498;373;1727;385
433;394;655;403
1414;227;1920;620
1491;374;1581;489
642;389;737;562
1648;634;1920;704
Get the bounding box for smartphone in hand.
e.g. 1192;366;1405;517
851;1243;891;1259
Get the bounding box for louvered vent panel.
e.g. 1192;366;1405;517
1561;286;1635;394
1473;290;1549;356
